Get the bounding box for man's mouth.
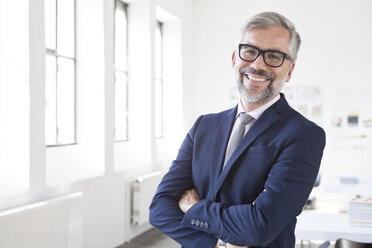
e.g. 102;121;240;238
246;74;269;82
240;68;275;84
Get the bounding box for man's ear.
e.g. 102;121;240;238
286;63;296;82
232;50;237;67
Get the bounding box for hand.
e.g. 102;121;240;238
178;188;200;213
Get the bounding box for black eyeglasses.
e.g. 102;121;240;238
238;44;293;67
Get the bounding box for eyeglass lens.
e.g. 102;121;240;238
240;46;285;67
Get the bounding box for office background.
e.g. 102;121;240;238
0;0;372;247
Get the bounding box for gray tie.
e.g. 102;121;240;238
224;113;253;167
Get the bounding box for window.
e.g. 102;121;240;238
0;0;29;196
114;0;129;141
46;0;105;186
153;7;184;168
45;0;76;146
154;21;164;139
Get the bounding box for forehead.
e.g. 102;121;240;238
242;26;291;53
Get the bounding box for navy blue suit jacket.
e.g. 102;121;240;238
149;94;326;248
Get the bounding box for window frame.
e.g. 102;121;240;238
45;0;77;147
113;0;129;142
154;20;164;139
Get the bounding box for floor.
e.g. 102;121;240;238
118;228;178;248
117;228;334;248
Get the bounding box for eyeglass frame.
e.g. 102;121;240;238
238;43;293;68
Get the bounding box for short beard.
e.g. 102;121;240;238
237;68;286;104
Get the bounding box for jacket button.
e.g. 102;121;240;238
200;221;204;228
195;220;200;226
204;222;209;229
191;219;196;225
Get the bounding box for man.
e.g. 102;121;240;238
149;12;326;248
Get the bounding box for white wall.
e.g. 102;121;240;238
191;0;372;116
1;0;194;247
72;0;195;246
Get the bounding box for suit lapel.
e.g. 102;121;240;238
210;106;237;195
214;95;288;197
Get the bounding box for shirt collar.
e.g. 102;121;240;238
237;94;281;120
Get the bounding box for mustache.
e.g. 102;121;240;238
240;67;276;81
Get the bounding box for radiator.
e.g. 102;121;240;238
130;170;166;226
0;192;83;248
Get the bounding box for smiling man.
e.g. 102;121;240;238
150;12;326;248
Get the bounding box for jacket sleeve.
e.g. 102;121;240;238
181;125;326;247
149;115;218;248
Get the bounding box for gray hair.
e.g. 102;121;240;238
238;12;301;62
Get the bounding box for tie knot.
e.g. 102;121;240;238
238;113;253;125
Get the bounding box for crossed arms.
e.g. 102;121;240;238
149;115;326;248
178;188;247;248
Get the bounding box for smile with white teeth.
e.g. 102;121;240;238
246;74;269;82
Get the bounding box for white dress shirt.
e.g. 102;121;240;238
231;94;280;140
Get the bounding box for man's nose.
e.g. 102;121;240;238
250;54;267;69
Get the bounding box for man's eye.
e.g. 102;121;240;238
244;49;257;56
266;53;282;61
